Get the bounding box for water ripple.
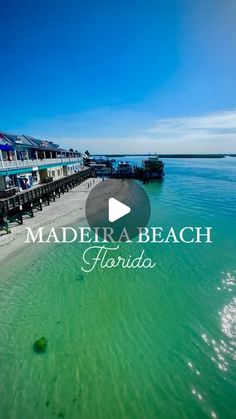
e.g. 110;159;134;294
221;298;236;339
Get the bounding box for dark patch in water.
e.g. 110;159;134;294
33;337;47;353
75;274;84;281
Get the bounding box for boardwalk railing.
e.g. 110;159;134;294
0;156;82;171
0;168;93;220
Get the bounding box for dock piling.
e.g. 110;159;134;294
0;169;92;232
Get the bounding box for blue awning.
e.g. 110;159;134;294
0;144;14;151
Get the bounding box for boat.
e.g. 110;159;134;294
116;161;133;177
142;155;164;180
83;156;114;176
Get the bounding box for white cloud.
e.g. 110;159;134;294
148;110;236;135
56;109;236;154
13;108;236;154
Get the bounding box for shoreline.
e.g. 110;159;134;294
0;178;135;266
0;178;101;265
97;154;236;159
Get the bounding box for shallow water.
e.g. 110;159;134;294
0;158;236;419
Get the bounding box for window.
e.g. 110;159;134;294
32;172;38;183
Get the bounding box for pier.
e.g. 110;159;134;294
84;156;165;183
0;168;92;232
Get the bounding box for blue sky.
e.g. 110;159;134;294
0;0;236;153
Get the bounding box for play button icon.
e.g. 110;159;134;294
108;198;131;222
85;179;151;241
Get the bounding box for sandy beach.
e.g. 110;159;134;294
0;177;102;265
0;178;134;265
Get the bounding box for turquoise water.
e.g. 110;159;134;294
0;158;236;419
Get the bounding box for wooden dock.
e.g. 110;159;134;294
0;168;93;232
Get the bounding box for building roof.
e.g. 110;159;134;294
3;133;35;149
0;131;80;154
23;135;62;152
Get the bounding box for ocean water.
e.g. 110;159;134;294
0;158;236;419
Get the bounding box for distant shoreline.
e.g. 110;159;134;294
93;154;236;159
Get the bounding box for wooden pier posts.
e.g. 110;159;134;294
18;205;23;225
0;168;92;232
1;214;10;234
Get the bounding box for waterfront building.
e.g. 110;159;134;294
0;132;82;197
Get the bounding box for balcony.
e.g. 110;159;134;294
0;156;82;171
